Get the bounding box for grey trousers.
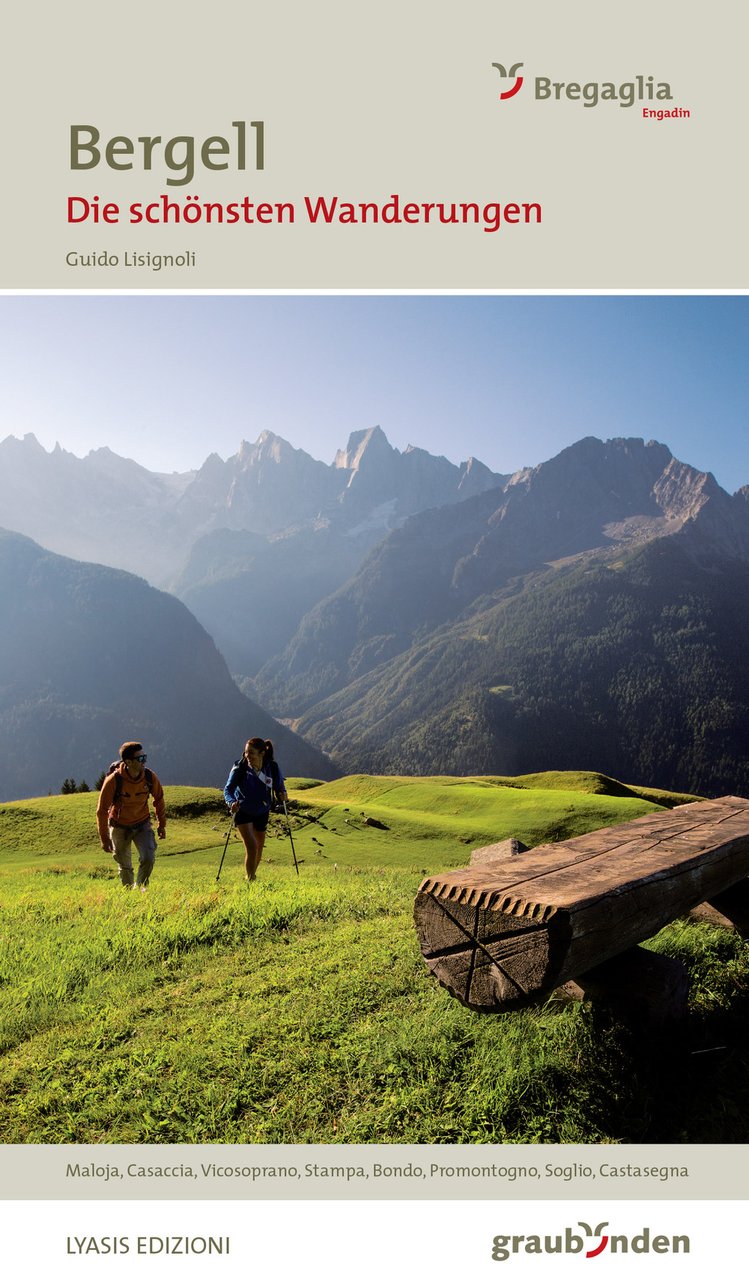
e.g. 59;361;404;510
110;821;157;887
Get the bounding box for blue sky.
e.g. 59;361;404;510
0;295;747;489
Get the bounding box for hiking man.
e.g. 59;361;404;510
96;741;166;890
223;737;287;881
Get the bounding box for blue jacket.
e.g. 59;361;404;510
224;758;285;815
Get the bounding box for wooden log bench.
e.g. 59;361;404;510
413;795;749;1016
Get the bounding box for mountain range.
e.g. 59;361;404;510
0;427;503;673
0;425;502;577
0;529;335;801
251;435;749;796
2;429;748;799
255;436;749;707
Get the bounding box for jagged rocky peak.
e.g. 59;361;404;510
193;451;227;476
0;433;84;477
256;428;285;453
0;431;48;458
507;436;746;568
401;442;481;480
653;456;725;519
236;431;324;473
457;455;504;495
334;425;394;471
402;441;447;462
239;431;288;463
513;435;677;508
451;435;729;598
2;433;86;465
614;436;675;479
237;436;258;463
82;445;164;480
556;434;672;474
11;432;45;450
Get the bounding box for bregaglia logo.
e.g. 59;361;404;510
491;61;524;100
491;1220;691;1261
491;61;676;109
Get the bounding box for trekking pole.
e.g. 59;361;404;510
282;799;300;876
216;816;235;882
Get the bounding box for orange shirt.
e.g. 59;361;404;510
96;763;166;842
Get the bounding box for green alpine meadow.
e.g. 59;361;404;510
2;772;748;1145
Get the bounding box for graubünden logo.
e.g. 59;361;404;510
491;1221;691;1262
491;62;690;118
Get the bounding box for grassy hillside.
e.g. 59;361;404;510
1;773;747;1145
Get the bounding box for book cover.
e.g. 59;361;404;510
1;2;747;1275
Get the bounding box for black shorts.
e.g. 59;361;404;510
235;809;269;832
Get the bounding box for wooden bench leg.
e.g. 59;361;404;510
688;879;749;936
556;946;689;1023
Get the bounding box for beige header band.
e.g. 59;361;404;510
3;0;747;288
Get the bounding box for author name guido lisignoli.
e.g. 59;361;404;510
66;250;196;271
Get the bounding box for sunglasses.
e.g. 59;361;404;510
132;753;147;763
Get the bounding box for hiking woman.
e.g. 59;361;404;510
223;738;287;880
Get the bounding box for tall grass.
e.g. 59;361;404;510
1;776;747;1144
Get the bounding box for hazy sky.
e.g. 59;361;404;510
0;294;747;489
